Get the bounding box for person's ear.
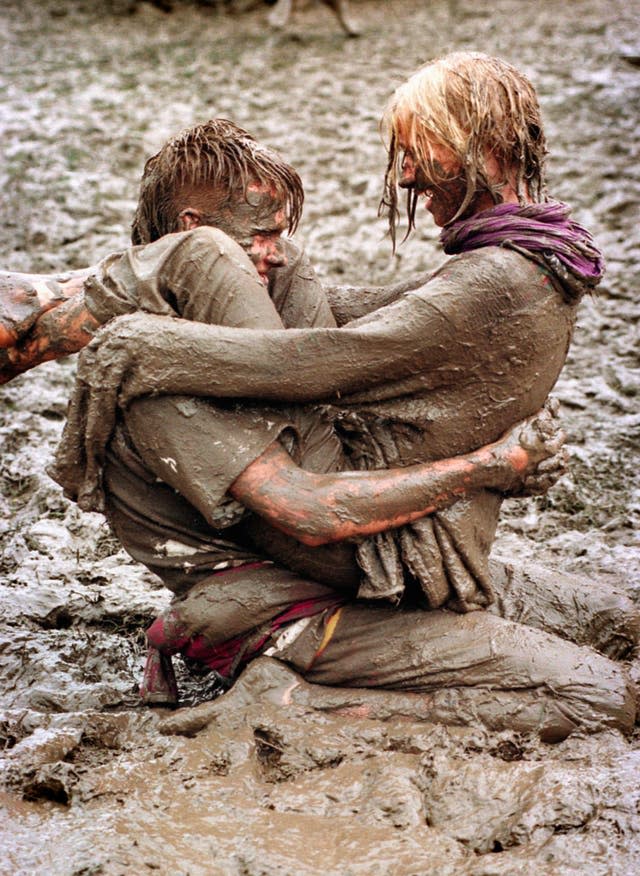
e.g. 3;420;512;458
176;208;203;231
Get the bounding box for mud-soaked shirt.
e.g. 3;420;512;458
80;228;348;595
52;227;579;608
315;249;578;608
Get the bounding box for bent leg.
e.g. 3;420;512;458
489;556;640;658
268;0;293;29
139;563;347;704
278;604;636;741
322;0;359;35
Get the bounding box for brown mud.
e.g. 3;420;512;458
1;0;639;873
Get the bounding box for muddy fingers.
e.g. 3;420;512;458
522;445;569;494
534;447;569;475
488;403;568;496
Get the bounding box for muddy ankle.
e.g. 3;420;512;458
140;647;179;707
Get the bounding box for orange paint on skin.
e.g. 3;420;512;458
231;418;551;548
0;325;17;348
467;448;494;465
505;445;530;472
333;705;373;719
0;272;95;383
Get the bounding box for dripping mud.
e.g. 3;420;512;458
1;1;639;873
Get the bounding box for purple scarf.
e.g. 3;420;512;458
440;201;604;287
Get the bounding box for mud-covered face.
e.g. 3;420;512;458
217;183;289;284
399;139;467;228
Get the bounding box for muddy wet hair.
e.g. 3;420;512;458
380;52;548;248
131;119;304;245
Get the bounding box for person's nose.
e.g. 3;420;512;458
400;151;416;188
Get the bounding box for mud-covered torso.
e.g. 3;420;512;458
96;231;349;596
328;247;575;466
316;247;578;607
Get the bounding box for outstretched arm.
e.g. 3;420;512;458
80;249;533;409
230;406;566;546
275;230;435;326
1;294;98;383
80;287;455;409
323;271;434;326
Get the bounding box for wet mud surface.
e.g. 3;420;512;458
1;0;639;873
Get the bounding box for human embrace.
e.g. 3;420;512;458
2;52;637;741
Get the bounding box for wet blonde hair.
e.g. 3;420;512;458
132;119;304;245
380;52;548;245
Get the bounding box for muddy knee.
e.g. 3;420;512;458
586;589;640;658
490;558;640;657
467;615;637;737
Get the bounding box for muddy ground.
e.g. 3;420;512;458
1;0;639;873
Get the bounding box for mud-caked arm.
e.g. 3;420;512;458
229;407;566;546
323;270;436;325
88;275;464;409
0;272;96;384
90;248;548;409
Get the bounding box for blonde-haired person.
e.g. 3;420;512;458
381;52;547;238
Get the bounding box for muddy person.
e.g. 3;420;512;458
1;121;576;708
3;60;638;740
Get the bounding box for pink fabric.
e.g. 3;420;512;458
145;562;345;678
440;201;604;285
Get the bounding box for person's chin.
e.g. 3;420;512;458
428;206;447;228
423;193;445;227
429;201;458;228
